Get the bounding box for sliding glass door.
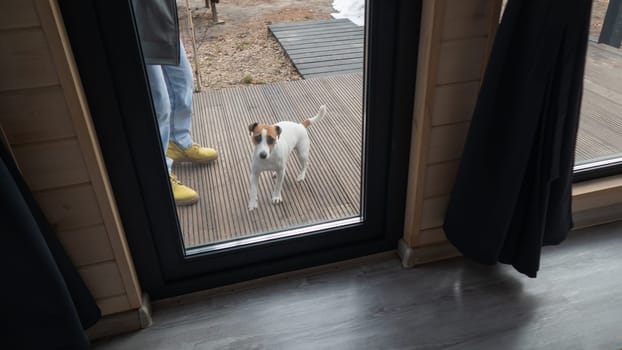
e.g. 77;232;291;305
59;0;419;298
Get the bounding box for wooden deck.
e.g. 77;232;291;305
268;19;364;79
175;73;363;248
176;38;622;249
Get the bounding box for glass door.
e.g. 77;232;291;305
169;0;368;253
59;0;419;298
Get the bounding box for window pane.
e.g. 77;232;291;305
164;0;367;251
575;0;622;170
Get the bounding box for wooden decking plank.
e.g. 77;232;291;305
300;75;363;153
296;57;364;70
309;77;364;205
297;63;364;74
281;80;361;213
291;47;364;60
297;52;363;65
576;128;620;165
270;26;362;39
268;18;354;31
265;79;356;220
269;19;364;79
214;87;249;241
275;30;363;42
298;63;364;76
278;36;364;50
177;89;225;244
286;43;364;58
589;39;622;58
204;89;242;242
577;88;622;163
286;43;364;55
586;43;622;68
582;89;622;135
278;35;363;47
584;68;622;98
283;77;362;210
305;69;364;79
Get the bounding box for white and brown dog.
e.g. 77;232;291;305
247;105;327;210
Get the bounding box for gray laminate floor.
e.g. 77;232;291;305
93;221;622;350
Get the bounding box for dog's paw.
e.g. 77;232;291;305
248;199;258;210
271;195;283;204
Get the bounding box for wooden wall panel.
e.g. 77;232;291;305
402;0;621;268
402;0;445;247
12;138;90;191
34;184;103;231
427;122;470;163
432;81;479;126
443;0;492;41
402;0;502;262
78;261;127;299
0;28;58;91
35;0;142;312
421;196;450;230
424;160;459;198
0;1;40;30
416;228;447;246
437;37;488;85
0;87;75;144
96;295;132;316
56;225;115;266
1;0;143;319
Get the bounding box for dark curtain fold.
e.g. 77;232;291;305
0;141;101;349
443;0;593;277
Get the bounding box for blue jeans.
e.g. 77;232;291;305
146;42;194;172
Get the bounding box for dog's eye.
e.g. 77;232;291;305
266;136;275;145
253;135;262;144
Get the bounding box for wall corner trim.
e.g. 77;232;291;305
87;293;152;341
397;239;460;268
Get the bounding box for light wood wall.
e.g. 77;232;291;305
0;0;141;316
400;0;622;267
400;0;502;265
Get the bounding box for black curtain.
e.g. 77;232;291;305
444;0;593;277
0;141;101;348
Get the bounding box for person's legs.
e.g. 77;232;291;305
146;63;198;206
161;41;194;149
145;64;174;172
163;41;218;163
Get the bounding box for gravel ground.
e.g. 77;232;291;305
178;0;610;91
177;0;334;90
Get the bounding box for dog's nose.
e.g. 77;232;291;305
259;151;267;159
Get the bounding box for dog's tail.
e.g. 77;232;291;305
302;105;326;128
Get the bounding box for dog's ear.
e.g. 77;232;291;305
248;122;258;135
275;125;282;138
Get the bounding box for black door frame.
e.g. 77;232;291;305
59;0;421;299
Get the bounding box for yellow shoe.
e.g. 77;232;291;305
170;174;199;206
167;142;218;164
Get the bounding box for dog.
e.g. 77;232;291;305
247;105;327;210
